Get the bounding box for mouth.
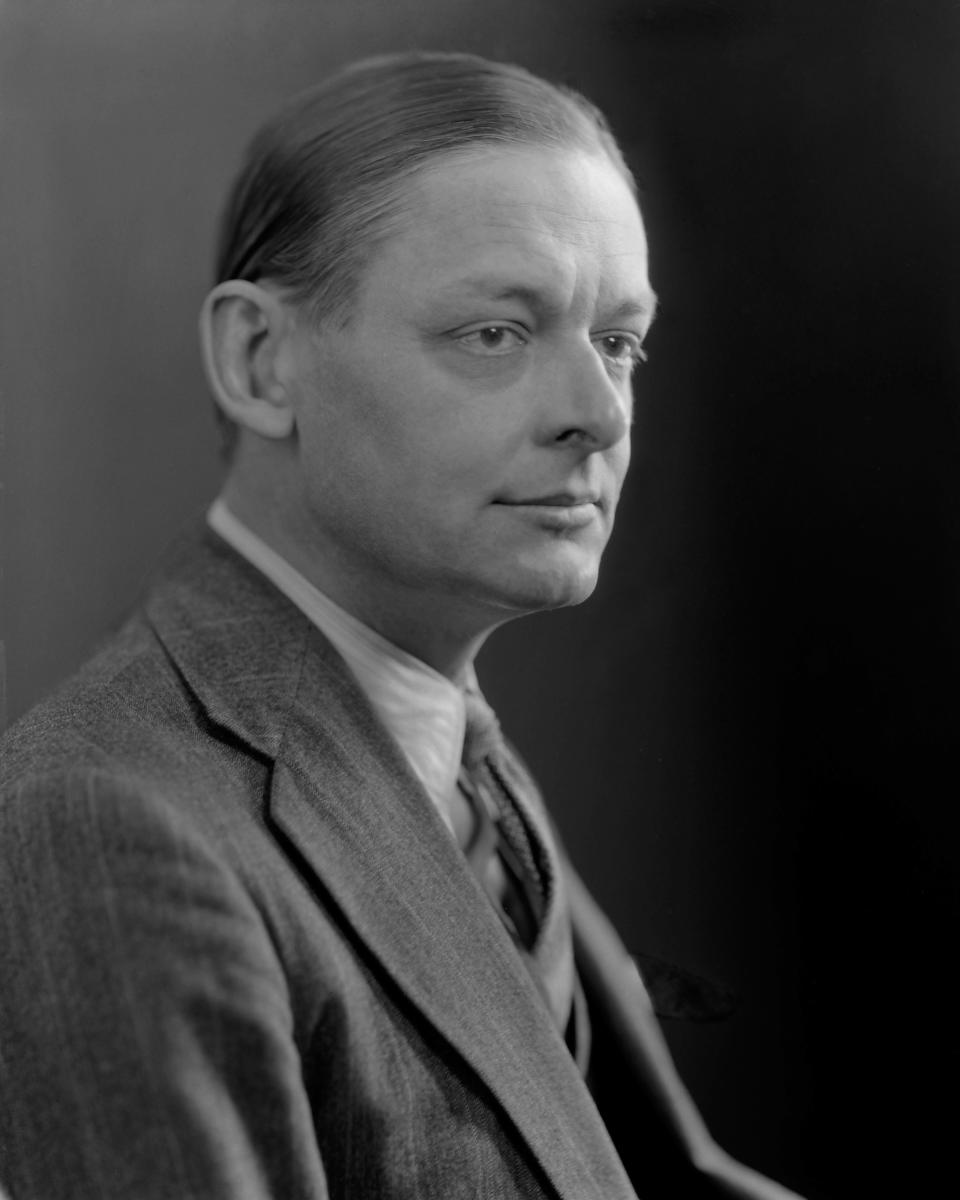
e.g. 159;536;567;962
498;491;602;508
515;492;601;507
494;493;603;531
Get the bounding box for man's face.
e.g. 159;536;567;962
283;145;655;633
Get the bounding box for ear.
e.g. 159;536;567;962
199;281;298;440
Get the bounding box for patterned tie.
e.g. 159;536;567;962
456;689;587;1060
458;689;548;950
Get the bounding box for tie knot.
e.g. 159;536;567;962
461;688;503;768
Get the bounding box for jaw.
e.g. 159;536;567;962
465;538;607;617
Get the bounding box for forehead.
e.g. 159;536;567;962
356;146;655;323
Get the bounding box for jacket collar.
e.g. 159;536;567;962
145;525;637;1200
145;524;312;759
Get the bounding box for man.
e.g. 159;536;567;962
0;52;803;1199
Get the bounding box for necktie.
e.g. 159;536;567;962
457;689;548;951
456;688;587;1063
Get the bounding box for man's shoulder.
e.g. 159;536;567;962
1;606;203;795
0;525;269;794
0;522;363;857
0;570;290;903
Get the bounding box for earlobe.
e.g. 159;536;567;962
199;281;297;440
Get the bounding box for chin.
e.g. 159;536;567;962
448;541;607;619
487;559;602;615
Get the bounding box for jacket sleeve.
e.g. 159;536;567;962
0;769;328;1200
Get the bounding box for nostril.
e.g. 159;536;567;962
556;427;587;444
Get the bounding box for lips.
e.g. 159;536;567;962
498;492;601;508
494;493;603;532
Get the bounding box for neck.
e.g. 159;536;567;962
219;482;497;682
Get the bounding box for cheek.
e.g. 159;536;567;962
609;435;632;491
298;348;519;508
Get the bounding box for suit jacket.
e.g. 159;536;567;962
0;527;801;1200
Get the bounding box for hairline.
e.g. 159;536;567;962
286;138;638;330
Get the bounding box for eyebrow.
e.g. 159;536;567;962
436;277;659;326
605;295;660;325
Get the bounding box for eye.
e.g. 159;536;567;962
594;332;647;372
456;325;527;356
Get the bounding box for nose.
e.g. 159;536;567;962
539;346;631;452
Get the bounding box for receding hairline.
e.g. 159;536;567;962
336;141;650;306
215;52;637;287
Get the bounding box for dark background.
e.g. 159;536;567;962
3;2;959;1196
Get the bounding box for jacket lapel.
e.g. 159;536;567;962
146;528;637;1200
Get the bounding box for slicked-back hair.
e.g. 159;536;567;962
212;50;637;452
